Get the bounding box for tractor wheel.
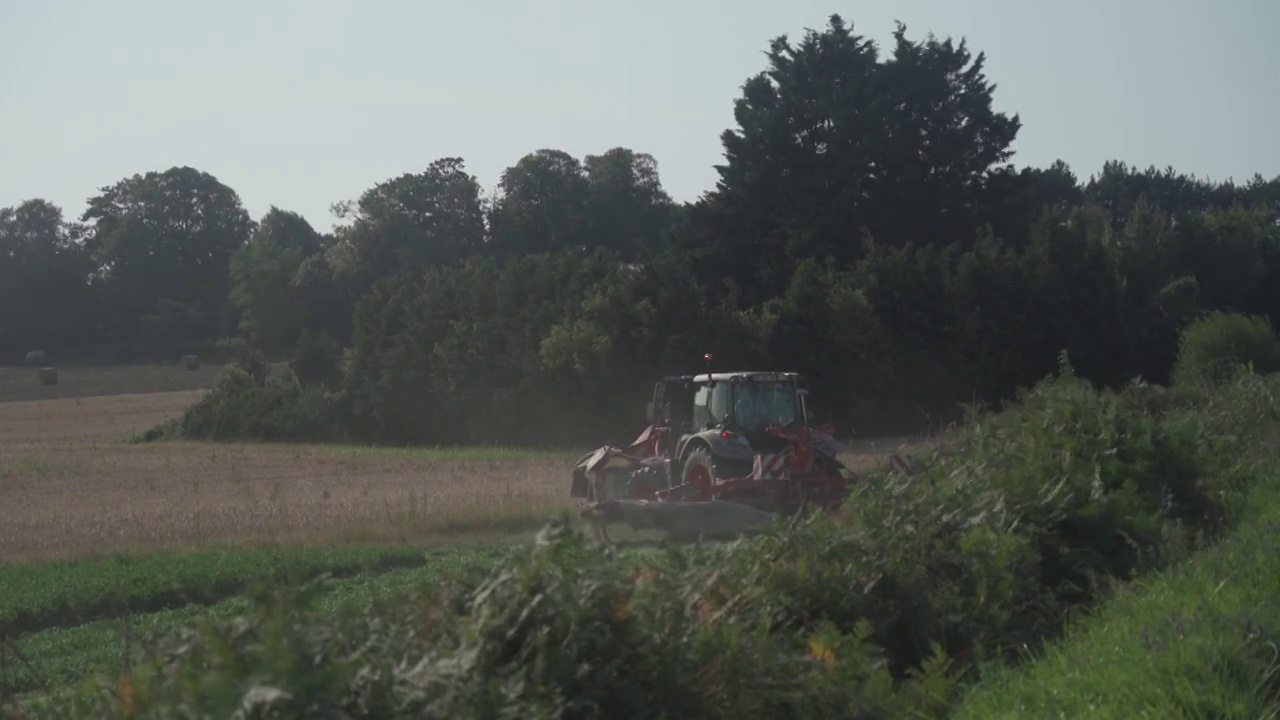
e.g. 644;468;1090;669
681;447;716;500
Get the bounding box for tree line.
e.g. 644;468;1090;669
5;15;1280;444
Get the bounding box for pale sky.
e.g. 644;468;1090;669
3;0;1277;234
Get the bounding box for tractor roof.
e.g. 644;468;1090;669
665;371;803;384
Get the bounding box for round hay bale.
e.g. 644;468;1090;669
37;367;58;385
179;354;200;371
25;350;48;366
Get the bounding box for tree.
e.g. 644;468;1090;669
328;157;486;287
1080;161;1264;227
684;14;1021;300
487;149;592;257
81;166;254;342
979;160;1085;249
229;207;325;353
582;147;677;260
0;199;93;357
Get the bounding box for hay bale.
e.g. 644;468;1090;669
37;367;58;385
179;354;200;371
25;350;48;366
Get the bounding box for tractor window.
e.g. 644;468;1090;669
731;382;799;432
664;381;695;427
711;383;730;422
692;386;711;428
692;383;730;428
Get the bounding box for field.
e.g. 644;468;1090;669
0;363;913;563
0;362;230;403
0;388;578;563
0;364;575;701
0;363;918;709
10;360;1280;718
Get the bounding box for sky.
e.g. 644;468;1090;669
2;0;1278;234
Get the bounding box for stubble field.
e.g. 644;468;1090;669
0;365;911;564
0;386;577;564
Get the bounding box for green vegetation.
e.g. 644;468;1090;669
9;337;1278;717
137;363;342;442
9;597;256;701
3;553;515;700
0;543;512;637
951;476;1280;718
1170;310;1280;389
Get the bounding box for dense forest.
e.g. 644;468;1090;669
4;16;1280;445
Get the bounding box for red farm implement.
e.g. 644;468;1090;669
569;359;856;520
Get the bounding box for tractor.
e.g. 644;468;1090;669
569;358;855;518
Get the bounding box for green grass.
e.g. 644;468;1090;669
0;542;515;638
951;476;1280;719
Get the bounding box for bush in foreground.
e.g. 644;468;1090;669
46;362;1280;718
951;446;1280;718
725;355;1267;680
46;526;953;719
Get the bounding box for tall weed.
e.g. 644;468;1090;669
49;524;957;719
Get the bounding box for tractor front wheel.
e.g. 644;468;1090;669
681;447;716;501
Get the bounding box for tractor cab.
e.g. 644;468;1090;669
644;369;826;483
650;372;811;440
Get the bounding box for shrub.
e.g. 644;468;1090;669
174;365;344;442
1170;311;1280;388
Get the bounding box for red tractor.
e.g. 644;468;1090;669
569;361;855;516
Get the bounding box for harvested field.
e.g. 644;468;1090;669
0;391;578;563
0;376;922;564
